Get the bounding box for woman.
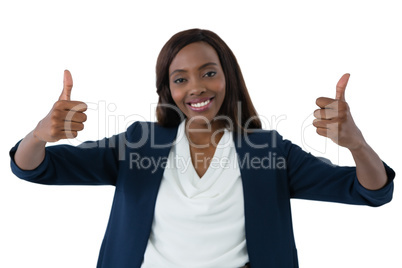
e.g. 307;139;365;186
10;29;395;268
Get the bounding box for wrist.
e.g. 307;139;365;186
348;139;368;156
31;127;47;146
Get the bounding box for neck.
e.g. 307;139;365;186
185;119;226;148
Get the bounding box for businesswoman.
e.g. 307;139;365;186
10;29;395;268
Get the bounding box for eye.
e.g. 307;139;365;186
174;78;186;84
204;71;217;78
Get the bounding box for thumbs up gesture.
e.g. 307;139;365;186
313;73;365;150
33;70;87;142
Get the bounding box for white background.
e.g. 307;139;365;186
0;0;401;267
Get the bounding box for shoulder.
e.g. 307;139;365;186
124;121;179;148
125;121;175;136
234;129;292;157
244;129;284;142
235;129;285;147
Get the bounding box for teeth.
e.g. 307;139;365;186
190;99;210;108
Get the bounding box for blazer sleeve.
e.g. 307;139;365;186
9;122;139;186
277;132;395;207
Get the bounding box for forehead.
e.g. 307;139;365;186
169;42;221;72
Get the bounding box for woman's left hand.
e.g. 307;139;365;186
313;73;365;151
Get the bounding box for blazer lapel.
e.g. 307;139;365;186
233;130;278;265
125;122;178;264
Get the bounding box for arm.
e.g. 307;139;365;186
282;135;394;207
350;141;387;190
10;70;120;185
14;130;46;171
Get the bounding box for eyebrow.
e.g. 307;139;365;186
169;62;218;78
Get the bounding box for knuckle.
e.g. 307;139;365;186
338;111;347;120
53;101;60;109
50;116;59;126
49;128;59;138
52;110;60;118
54;100;64;109
53;109;67;120
338;101;347;110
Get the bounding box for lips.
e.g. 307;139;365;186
186;97;214;111
186;97;214;105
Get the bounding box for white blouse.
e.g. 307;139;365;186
141;121;249;268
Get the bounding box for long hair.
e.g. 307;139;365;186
156;28;261;132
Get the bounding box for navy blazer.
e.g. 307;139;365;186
10;121;395;268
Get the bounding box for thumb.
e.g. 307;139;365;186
335;73;350;101
59;70;73;101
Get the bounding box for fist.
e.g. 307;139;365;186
313;74;364;150
33;70;87;142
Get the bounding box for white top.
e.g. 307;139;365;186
141;121;249;268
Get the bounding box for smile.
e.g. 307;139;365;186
190;99;210;108
186;97;214;111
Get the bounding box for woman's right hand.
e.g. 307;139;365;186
33;70;88;142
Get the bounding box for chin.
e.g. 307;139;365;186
185;114;223;128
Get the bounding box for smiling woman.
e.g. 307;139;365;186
155;29;261;132
9;28;395;268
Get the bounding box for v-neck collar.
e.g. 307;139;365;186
177;120;232;181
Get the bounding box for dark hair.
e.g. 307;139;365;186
156;28;261;132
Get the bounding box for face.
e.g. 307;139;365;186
169;41;226;129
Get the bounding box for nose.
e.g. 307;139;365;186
188;79;206;96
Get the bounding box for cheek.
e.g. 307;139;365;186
170;87;185;106
213;79;226;99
